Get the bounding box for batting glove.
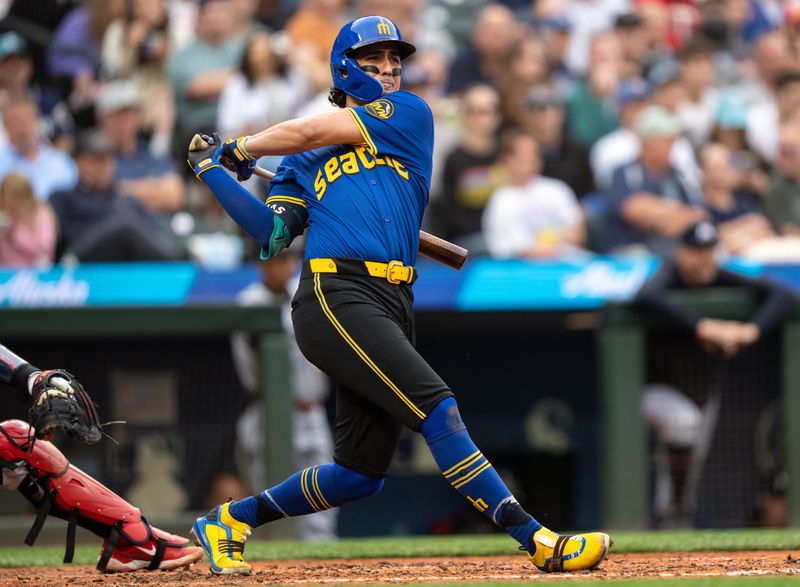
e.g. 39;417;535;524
187;133;224;179
221;136;257;182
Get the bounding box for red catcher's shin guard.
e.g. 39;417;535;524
0;420;198;571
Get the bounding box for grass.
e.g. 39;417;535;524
0;529;798;568
412;581;800;587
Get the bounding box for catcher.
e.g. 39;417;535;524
0;343;202;572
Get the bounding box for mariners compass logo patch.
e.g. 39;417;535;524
365;99;394;120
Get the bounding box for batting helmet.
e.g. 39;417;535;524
330;16;416;104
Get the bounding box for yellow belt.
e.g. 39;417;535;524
309;258;415;285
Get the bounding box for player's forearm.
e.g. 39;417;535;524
244;110;362;157
200;166;275;245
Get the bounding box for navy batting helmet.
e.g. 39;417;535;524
330;16;416;104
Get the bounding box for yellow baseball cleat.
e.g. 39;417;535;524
191;501;253;575
526;526;611;572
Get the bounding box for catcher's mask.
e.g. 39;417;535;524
330;16;416;104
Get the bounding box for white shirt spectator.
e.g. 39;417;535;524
590;127;701;193
217;71;307;137
745;99;778;163
483;176;583;258
677;88;719;148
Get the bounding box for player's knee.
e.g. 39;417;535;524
332;463;384;500
420;397;465;443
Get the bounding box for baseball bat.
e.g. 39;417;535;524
189;134;468;269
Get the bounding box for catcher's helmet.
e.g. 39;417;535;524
330;16;416;104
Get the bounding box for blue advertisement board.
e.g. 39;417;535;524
0;257;790;310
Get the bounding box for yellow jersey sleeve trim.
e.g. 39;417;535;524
266;195;307;208
346;108;378;155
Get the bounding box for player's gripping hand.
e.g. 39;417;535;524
187;132;224;179
220;136;256;182
28;370;103;444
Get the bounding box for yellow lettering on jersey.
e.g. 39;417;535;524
355;146;376;169
467;496;489;512
340;151;359;174
315;148;409;200
314;169;327;200
324;157;342;183
393;159;409;180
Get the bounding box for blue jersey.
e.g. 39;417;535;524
266;90;433;266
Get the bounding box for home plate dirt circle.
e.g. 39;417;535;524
0;552;798;586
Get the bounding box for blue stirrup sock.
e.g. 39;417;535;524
421;397;542;549
228;463;383;527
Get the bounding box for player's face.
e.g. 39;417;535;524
676;246;718;287
355;43;402;94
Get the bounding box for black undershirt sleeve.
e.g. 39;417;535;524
635;262;703;333
712;270;795;335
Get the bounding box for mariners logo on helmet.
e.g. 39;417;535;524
365;99;394;120
330;16;416;104
376;19;392;35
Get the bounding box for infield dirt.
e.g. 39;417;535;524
0;551;798;586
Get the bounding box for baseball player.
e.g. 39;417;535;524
187;16;610;575
0;343;203;572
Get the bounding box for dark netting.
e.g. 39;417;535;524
645;331;783;529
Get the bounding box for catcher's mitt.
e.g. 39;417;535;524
29;370;103;444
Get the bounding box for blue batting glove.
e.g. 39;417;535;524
187;133;224;179
221;136;257;182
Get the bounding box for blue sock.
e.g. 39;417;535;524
421;397;542;550
228;463;383;527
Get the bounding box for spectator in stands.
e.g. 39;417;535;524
0;96;77;200
591;78;700;193
2;0;75;90
614;12;651;78
562;0;629;75
483;130;586;259
536;14;573;95
764;121;800;236
521;85;595;199
497;35;550;128
432;84;502;254
101;0;175;156
700;142;774;255
635;221;794;527
603;105;707;255
647;58;684;115
676;40;719;149
47;0;124;115
565;33;622;148
711;88;769;197
97;80;184;214
167;0;245;160
0;173;57;267
49;130;181;262
0;32;72;148
747;69;800;164
446;3;520;95
217;31;305;139
283;0;345;91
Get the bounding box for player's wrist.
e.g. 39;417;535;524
239;136;255;161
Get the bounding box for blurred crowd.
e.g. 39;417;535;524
3;0;800;267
